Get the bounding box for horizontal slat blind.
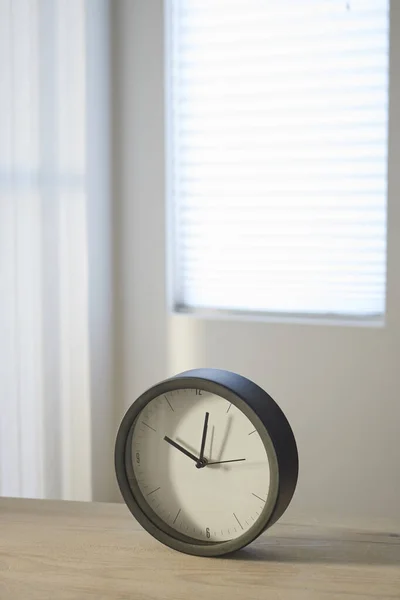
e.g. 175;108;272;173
168;0;389;317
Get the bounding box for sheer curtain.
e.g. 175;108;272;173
0;0;113;500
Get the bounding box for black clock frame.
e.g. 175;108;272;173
115;368;298;557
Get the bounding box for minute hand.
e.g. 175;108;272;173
207;458;246;465
199;412;209;463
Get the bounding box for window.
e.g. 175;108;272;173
167;0;389;318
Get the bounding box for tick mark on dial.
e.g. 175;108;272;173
173;508;181;524
164;395;174;411
142;422;156;432
147;486;161;496
248;430;256;436
226;403;232;413
233;513;244;530
252;492;266;503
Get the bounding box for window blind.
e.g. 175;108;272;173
167;0;389;317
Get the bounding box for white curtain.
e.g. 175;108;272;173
0;0;112;501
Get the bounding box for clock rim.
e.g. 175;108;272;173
115;369;298;557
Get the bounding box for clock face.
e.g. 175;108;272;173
129;388;270;543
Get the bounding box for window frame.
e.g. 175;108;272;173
164;0;389;327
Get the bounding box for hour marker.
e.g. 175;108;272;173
233;513;244;530
142;422;156;432
226;403;232;413
164;395;174;411
248;429;256;436
252;492;266;503
173;508;181;524
147;486;160;496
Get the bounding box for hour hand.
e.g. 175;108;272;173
164;436;199;464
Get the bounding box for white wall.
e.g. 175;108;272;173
112;1;400;526
86;0;115;502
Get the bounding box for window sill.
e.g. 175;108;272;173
171;306;385;329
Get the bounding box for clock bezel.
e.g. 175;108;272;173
115;369;298;557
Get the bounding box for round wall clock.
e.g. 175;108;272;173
115;368;298;557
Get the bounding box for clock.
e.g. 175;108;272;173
115;368;298;557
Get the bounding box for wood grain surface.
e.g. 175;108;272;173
1;498;399;599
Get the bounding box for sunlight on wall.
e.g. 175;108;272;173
167;316;205;377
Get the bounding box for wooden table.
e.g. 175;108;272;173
1;498;399;599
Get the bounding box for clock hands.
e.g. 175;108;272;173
207;458;246;465
165;412;245;468
164;413;210;469
196;412;209;469
163;436;199;464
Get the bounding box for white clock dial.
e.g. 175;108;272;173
130;388;270;542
